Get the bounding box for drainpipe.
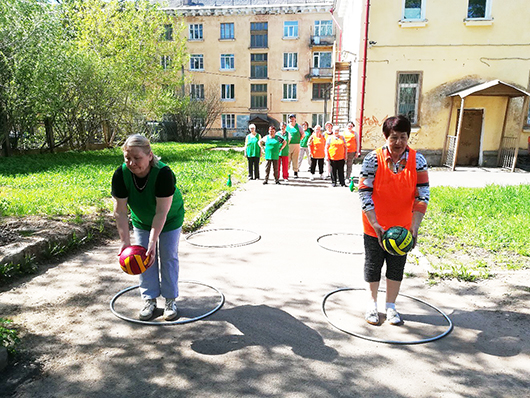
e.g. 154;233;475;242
358;0;371;155
330;7;343;125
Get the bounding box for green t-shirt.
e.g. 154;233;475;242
122;161;184;232
245;133;261;157
300;127;312;148
264;135;283;160
286;123;301;144
277;131;289;156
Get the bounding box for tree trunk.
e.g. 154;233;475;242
0;106;11;157
45;117;54;153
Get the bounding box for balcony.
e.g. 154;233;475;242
309;67;333;79
310;35;335;47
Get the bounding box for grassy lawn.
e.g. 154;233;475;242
0;142;246;222
419;184;530;281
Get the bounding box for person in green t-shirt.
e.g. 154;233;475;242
298;121;313;172
277;122;291;181
258;125;286;184
111;134;184;322
286;114;304;178
244;124;262;180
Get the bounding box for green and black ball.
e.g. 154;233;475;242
382;226;413;256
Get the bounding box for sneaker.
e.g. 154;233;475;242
365;308;379;325
164;298;178;321
310;175;315;181
294;172;298;178
275;180;281;184
320;173;324;179
332;183;337;187
386;308;403;325
263;180;268;185
139;298;157;320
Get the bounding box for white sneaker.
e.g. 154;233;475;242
365;308;379;325
139;298;157;320
320;173;324;179
164;298;178;321
386;307;403;325
310;175;315;181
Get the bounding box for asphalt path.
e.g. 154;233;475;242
1;165;529;397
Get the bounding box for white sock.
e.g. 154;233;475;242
386;303;396;311
366;301;377;311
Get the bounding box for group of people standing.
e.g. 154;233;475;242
244;115;360;186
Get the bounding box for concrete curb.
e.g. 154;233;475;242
182;191;232;233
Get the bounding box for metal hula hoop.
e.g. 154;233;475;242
110;280;225;326
317;232;364;255
185;228;261;248
322;287;453;345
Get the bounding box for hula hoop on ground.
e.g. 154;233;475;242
110;280;225;326
322;287;453;345
317;232;364;255
185;228;261;248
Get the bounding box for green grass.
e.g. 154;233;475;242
0;318;20;357
0;143;246;222
420;184;530;279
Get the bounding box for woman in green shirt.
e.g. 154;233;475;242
244;124;262;180
259;125;286;184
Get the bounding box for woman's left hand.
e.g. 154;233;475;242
145;243;156;267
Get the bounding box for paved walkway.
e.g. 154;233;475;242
1;166;529;397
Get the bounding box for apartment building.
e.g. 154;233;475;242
356;0;530;169
161;0;339;137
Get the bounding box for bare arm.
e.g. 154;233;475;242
146;196;173;267
113;197;131;255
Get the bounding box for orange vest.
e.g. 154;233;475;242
344;130;357;153
362;147;417;237
328;136;346;160
310;134;326;158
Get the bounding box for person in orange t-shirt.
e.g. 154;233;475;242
358;115;430;326
307;125;326;180
325;126;347;187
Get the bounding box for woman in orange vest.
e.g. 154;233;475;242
307;125;326;180
343;121;359;182
358;115;430;326
325;126;347;187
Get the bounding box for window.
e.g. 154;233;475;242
313;52;332;68
283;21;298;38
403;0;425;20
163;24;173;41
467;0;490;19
283;84;297;101
250;84;267;109
190;54;204;71
312;114;325;127
220;54;235;70
314;20;333;37
221;84;235;101
160;55;171;70
220;23;234;40
250;54;268;79
397;72;421;125
250;22;268;48
189;24;203;40
190;84;204;101
221;114;236;129
312;83;331;100
283;52;298;69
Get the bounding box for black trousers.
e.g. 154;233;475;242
364;234;407;282
310;158;324;175
330;159;345;185
247;156;260;179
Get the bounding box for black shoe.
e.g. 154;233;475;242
294;172;298;178
275;180;280;184
263;180;268;185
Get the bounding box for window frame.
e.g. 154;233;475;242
313;51;332;68
466;0;492;20
402;0;426;21
250;22;268;49
312;114;325;127
220;22;235;40
250;53;268;79
396;71;422;126
221;84;235;101
163;24;173;41
312;83;331;100
189;24;203;41
220;54;235;71
221;114;236;129
190;54;204;71
250;84;267;109
283;84;297;101
283;21;299;39
160;55;172;71
314;20;333;37
190;84;204;101
283;52;298;70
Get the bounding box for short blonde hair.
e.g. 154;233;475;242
121;134;160;166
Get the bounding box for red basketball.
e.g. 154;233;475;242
119;245;151;275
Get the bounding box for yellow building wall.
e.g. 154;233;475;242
357;0;530;156
176;9;335;133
